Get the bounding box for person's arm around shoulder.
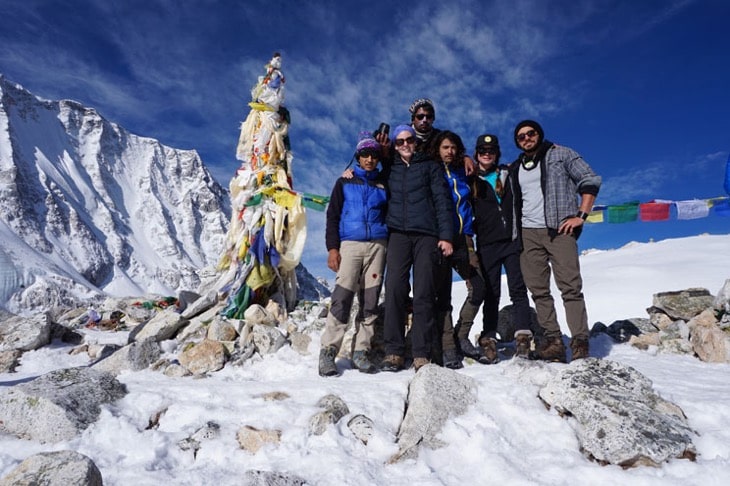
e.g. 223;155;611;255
325;178;346;271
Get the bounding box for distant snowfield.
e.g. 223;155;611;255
1;234;729;485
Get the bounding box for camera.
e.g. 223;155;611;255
373;123;389;138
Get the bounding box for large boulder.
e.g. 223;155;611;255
0;312;52;351
0;367;127;443
651;288;714;321
391;364;477;462
0;450;102;486
539;358;696;467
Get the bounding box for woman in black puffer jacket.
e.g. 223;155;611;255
380;125;454;372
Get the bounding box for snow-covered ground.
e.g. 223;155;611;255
1;234;729;485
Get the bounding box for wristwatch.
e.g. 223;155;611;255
576;211;589;221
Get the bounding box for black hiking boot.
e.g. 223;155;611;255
352;350;378;374
458;337;485;361
442;348;464;369
318;346;339;377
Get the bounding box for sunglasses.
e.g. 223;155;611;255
394;136;416;147
414;113;434;121
358;149;380;159
516;129;538;142
477;146;497;156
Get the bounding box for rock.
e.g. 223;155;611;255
629;332;661;350
308;394;350;436
251;324;287;355
0;312;52;351
390;364;478;462
347;414;375;445
0;367;127;443
255;391;290;401
241;470;307;486
712;278;730;313
92;339;162;374
0;349;21;373
0;450;102;486
688;309;730;363
128;308;188;343
179;339;228;375
178;421;221;458
237;425;282;453
538;358;695;467
177;290;202;313
288;331;311;355
207;316;238;342
244;304;277;326
651;288;714;321
181;289;217;320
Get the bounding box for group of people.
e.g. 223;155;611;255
319;98;601;377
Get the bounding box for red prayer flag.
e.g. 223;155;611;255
639;201;670;221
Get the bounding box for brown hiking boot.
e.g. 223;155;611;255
529;335;566;363
413;357;430;371
514;330;533;359
570;337;590;361
380;354;405;372
478;336;499;364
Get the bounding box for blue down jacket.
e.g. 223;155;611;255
325;165;388;250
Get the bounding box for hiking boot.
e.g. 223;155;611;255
442;348;463;369
413;357;430;371
570;337;590;361
352;350;378;374
380;354;405;372
318;346;339;377
458;337;485;361
529;335;566;363
478;336;500;364
514;330;533;359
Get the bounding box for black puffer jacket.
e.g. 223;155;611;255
385;151;454;241
471;165;520;246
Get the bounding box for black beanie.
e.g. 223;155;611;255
514;120;544;148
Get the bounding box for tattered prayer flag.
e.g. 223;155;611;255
606;202;639;223
675;199;710;220
272;188;298;208
244;193;263;207
587;207;604;223
301;193;330;211
639;201;670;221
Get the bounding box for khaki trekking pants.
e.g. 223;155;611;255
321;239;386;352
519;228;589;340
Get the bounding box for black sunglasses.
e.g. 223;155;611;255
516;129;538;142
414;113;434;121
394;136;416;147
477;146;497;156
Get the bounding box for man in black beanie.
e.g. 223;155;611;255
511;120;601;362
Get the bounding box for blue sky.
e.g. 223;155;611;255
1;0;728;280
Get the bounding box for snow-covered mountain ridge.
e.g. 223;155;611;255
0;74;230;312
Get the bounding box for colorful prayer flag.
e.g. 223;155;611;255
606;202;639;223
639;201;670;222
675;199;710;220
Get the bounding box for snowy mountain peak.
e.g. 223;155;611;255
0;75;231;312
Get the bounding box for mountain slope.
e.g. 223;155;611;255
0;74;230;311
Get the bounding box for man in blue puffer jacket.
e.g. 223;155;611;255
319;132;388;376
